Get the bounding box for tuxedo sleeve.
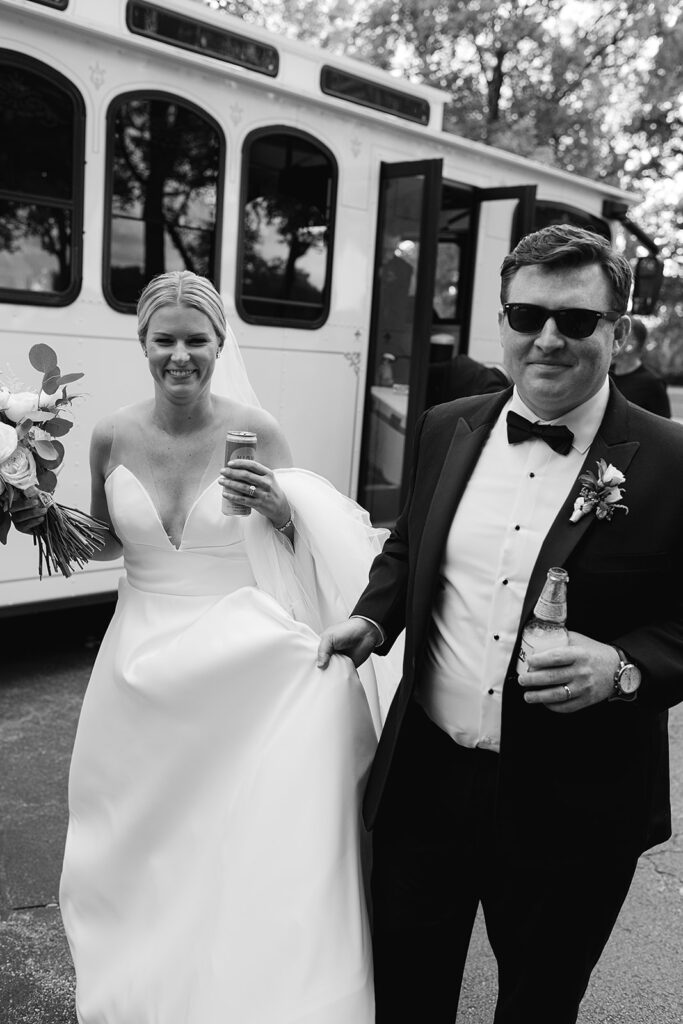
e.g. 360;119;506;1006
351;411;429;654
614;609;683;712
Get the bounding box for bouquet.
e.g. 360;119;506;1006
0;343;109;577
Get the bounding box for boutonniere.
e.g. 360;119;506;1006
569;459;629;524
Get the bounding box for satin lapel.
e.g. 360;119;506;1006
413;390;511;637
519;388;640;628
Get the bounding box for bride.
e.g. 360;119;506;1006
58;271;398;1023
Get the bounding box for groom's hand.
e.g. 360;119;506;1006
520;631;620;712
317;618;381;670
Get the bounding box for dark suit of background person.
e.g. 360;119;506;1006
317;225;683;1024
610;316;671;417
426;352;509;407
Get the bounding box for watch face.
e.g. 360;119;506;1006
618;664;641;694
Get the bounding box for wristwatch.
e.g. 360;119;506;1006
608;647;641;702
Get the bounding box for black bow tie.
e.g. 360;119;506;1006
506;410;574;455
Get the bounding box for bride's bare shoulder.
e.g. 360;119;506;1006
91;402;153;455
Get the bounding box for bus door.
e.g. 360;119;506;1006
467;186;536;366
357;159;442;527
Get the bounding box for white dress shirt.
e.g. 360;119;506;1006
416;380;610;752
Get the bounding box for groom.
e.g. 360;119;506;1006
318;224;683;1023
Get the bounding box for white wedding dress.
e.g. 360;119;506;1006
60;460;399;1024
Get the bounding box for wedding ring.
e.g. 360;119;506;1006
248;484;256;498
563;685;572;701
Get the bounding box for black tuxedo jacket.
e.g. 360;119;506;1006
355;385;683;856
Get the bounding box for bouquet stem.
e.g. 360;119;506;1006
28;488;109;579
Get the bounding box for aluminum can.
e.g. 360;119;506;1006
222;431;257;516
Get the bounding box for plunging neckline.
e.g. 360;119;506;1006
109;465;218;551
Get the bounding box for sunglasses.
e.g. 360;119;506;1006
503;303;621;340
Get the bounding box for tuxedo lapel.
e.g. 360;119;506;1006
412;390;511;638
519;387;640;628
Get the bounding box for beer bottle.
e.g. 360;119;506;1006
516;567;569;679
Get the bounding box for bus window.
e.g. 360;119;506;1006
237;129;337;327
528;201;611;240
104;93;224;311
0;52;84;305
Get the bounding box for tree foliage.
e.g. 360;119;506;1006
201;0;683;373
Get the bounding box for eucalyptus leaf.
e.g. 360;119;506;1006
41;367;62;396
58;372;84;385
33;439;59;461
36;468;58;493
45;439;64;468
29;344;58;373
16;420;33;439
42;417;73;437
0;508;10;544
34;440;63;471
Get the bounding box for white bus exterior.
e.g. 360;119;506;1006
0;0;643;612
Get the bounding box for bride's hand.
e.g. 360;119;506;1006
9;495;48;534
219;458;291;529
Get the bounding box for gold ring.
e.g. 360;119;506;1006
249;485;256;498
563;685;572;701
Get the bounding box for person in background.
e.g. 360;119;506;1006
426;350;509;407
610;317;671;417
318;224;683;1024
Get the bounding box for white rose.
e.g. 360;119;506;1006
3;390;41;423
0;387;11;411
0;421;19;462
600;464;625;487
603;486;624;504
0;445;38;491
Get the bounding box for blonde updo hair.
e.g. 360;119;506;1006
137;271;227;349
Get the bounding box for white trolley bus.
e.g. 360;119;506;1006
0;0;660;612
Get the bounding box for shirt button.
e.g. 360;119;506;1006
502;578;508;585
514;525;521;531
529;472;535;478
488;688;495;695
493;634;500;640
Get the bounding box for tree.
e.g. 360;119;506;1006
199;0;683;373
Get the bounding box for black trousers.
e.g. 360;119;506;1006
371;700;639;1024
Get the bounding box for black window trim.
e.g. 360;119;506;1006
0;49;84;308
531;199;612;240
27;0;69;9
126;0;279;78
236;125;338;331
320;65;430;126
102;88;226;315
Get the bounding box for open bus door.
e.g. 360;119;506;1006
358;174;535;528
357;158;442;527
467;186;537;367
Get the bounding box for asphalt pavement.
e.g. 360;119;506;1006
1;604;682;1023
